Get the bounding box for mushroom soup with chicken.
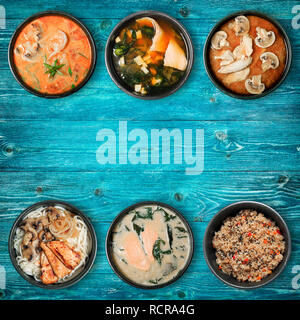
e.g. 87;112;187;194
13;205;92;285
112;17;188;96
110;204;192;286
209;15;287;95
13;15;93;95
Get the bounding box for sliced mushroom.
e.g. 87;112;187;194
260;52;279;72
211;31;229;50
255;27;275;48
38;228;55;242
24;22;42;42
46;206;63;222
233;35;253;59
218;56;252;74
36;216;49;230
214;50;234;66
15;41;40;62
21;243;35;261
245;75;265;94
224;67;250;85
229;16;250;36
22;231;33;246
19;218;38;241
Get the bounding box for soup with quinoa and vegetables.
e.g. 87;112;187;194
212;209;285;282
13;15;93;95
110;204;192;286
209;15;287;95
112;17;188;96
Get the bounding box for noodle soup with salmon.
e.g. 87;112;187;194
13;205;92;285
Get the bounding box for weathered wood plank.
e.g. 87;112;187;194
2;0;299;20
1;69;299;122
0;120;299;172
0;171;299;222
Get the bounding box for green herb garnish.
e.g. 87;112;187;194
133;223;144;236
167;224;173;249
68;67;73;76
78;52;88;59
160;208;176;222
114;28;136;56
152;238;171;265
175;226;187;233
44;59;65;78
131;207;153;221
149;278;162;285
141;26;155;39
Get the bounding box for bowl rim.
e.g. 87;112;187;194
105;10;194;100
203;10;292;100
8;199;97;289
105;200;194;289
203;201;292;289
8;10;97;99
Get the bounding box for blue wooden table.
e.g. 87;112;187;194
0;0;299;300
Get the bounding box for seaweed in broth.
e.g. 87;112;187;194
113;18;187;95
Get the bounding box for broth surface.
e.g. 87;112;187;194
13;15;92;95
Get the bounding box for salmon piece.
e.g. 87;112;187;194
164;38;187;71
141;225;158;262
47;241;81;270
123;232;150;271
40;252;58;284
40;242;71;279
136;17;170;53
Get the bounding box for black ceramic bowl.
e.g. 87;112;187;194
106;201;194;289
8;11;97;98
8;200;97;289
203;10;292;99
203;201;291;289
105;11;194;100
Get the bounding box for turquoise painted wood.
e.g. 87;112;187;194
0;0;300;300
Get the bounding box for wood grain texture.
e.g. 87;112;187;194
0;120;299;172
0;0;299;300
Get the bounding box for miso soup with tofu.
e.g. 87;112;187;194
112;17;188;96
110;204;192;286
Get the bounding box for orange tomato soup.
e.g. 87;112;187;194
13;15;92;95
